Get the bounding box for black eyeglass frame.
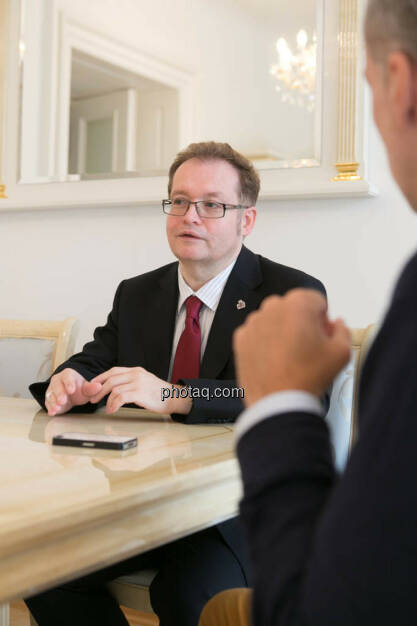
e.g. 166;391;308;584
162;199;250;219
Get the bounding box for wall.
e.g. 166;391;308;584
1;114;416;352
2;0;417;351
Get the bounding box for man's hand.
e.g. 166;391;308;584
233;289;351;407
88;367;192;415
45;369;103;416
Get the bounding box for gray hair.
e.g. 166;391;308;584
365;0;417;63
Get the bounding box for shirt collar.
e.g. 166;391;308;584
177;259;237;314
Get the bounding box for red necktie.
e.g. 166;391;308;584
171;296;203;384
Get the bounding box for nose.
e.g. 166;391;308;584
182;202;202;224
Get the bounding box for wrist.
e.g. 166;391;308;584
244;384;320;408
166;386;192;415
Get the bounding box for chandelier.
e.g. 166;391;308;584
270;30;317;112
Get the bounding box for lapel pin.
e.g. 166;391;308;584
236;299;246;310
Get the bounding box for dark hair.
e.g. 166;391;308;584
365;0;417;63
168;141;260;206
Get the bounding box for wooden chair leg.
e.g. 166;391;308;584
199;589;252;626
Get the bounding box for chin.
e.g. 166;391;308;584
176;250;206;263
172;240;206;261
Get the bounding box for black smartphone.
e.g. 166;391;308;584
52;432;138;450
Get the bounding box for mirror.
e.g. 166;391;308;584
18;0;321;183
2;0;373;208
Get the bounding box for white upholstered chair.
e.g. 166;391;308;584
0;317;78;626
0;317;78;399
325;324;375;471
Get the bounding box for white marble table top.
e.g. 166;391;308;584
0;397;241;603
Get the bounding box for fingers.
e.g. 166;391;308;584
105;385;136;414
44;388;58;415
328;319;352;368
234;289;351;401
45;369;84;416
90;367;129;385
45;371;72;415
45;388;69;416
86;374;131;403
82;380;104;399
60;369;79;395
260;289;327;314
49;375;68;406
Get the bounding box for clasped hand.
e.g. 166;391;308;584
233;289;352;407
45;367;190;416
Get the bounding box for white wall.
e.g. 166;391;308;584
1;114;416;352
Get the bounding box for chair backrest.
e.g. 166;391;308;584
0;318;78;399
325;324;375;472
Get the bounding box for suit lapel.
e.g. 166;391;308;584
141;263;179;380
200;246;263;379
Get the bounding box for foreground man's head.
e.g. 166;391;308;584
365;0;417;208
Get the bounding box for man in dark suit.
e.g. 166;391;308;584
199;2;417;625
27;141;325;626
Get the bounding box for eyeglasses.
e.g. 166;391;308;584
162;198;249;219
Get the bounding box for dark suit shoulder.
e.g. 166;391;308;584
118;260;178;293
257;253;326;296
392;249;417;304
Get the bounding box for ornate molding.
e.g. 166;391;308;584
333;0;362;181
0;0;10;198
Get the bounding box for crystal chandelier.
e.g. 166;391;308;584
270;29;317;112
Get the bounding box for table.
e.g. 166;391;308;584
0;397;241;605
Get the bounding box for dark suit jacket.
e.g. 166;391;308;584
29;244;325;577
237;250;417;624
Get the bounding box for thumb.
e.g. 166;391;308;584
83;380;103;396
328;319;351;370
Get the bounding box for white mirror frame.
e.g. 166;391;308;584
0;0;376;212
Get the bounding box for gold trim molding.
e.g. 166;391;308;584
333;0;362;182
333;162;361;181
0;0;10;199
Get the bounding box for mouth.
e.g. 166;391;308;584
178;232;203;240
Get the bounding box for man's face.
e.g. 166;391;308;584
365;50;395;153
365;47;417;203
166;158;255;268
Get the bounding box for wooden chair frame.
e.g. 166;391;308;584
0;317;78;372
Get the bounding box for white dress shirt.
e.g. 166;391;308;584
167;259;237;381
235;391;324;442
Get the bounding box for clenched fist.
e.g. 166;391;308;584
233;289;351;407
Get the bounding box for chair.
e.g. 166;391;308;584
0;317;78;399
108;571;159;624
28;571;158;626
325;324;375;471
0;317;78;626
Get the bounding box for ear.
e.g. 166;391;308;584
410;62;417;124
241;206;257;237
387;52;416;128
